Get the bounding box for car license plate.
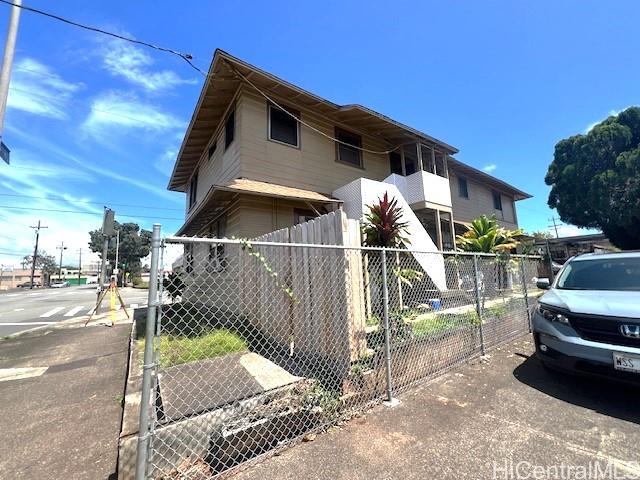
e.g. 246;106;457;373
613;352;640;373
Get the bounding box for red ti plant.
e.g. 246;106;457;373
362;192;410;248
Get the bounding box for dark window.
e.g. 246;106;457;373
208;141;217;160
403;144;418;175
458;177;469;198
557;257;640;291
184;244;193;274
225;109;235;149
335;128;362;167
294;209;317;225
493;191;503;210
269;105;299;146
208;216;227;273
389;151;402;175
188;170;198;210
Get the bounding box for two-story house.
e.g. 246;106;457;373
169;50;530;249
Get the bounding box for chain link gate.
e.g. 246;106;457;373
135;227;542;479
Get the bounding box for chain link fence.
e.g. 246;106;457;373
135;230;542;479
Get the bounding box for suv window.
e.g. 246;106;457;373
557;257;640;291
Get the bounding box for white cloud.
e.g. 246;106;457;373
7;124;183;203
482;163;497;173
82;90;185;135
155;148;177;176
102;40;197;92
7;58;83;119
583;107;629;133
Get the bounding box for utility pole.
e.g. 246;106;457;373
548;217;560;239
77;248;82;286
0;0;22;146
29;220;47;289
56;241;66;280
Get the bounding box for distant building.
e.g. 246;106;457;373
0;268;44;289
535;233;615;264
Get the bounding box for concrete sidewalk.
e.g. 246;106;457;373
0;317;131;479
234;336;640;480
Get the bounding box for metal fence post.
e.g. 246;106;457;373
380;248;397;405
472;254;486;356
135;224;161;480
519;258;532;332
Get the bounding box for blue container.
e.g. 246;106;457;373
429;298;442;311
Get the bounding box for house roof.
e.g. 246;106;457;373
217;178;341;204
168;49;460;192
175;178;341;236
447;158;532;201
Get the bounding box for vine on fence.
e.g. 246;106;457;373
236;238;298;303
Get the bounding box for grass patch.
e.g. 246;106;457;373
412;311;480;337
158;328;248;367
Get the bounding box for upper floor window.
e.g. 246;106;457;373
389;151;402;175
225;109;235;149
493;191;503;211
335;128;362;167
188;170;198;210
208;141;217;160
269;104;299;147
458;177;469;198
403;144;418;175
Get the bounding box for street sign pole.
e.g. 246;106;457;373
96;208;115;313
0;0;22;163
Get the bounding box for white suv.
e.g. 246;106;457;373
532;251;640;383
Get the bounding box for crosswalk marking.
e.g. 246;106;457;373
40;307;65;318
130;303;138;309
13;308;24;312
64;306;85;317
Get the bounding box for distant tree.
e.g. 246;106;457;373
545;106;640;249
531;230;554;241
22;251;57;284
88;222;151;277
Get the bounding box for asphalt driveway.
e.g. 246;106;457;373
234;335;640;480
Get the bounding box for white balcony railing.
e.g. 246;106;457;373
384;171;452;208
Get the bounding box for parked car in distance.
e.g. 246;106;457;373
532;252;640;383
17;281;41;288
50;281;69;288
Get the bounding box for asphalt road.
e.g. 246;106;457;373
0;285;149;335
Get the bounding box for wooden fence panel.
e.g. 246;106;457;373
247;211;367;365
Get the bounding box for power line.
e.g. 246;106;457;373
0;204;183;220
0;0;195;66
0;250;30;256
0;1;405;156
0;192;183;211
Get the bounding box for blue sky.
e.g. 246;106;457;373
1;0;639;266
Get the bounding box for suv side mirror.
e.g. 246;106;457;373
536;278;551;290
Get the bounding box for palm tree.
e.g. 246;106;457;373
456;215;523;253
456;216;523;305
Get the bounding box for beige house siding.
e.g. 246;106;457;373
237;89;391;195
449;170;518;229
185;91;243;216
225;194;329;239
